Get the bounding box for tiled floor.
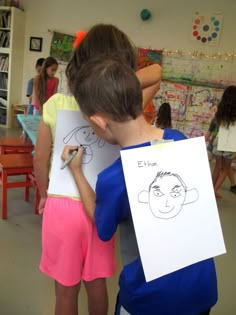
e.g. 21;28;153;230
0;127;235;315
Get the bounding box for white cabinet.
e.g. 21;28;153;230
0;6;24;127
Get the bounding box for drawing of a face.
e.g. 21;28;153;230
149;172;186;219
138;171;198;220
75;126;98;145
63;124;106;165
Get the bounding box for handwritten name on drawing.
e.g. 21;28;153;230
138;160;158;168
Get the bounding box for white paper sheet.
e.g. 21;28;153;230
120;136;226;282
217;124;236;152
48;110;120;197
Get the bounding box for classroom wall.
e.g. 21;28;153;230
19;0;236;103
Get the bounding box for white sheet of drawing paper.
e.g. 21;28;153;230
48;110;120;197
217;124;236;152
120;136;226;282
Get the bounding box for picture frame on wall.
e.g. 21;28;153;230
29;37;43;52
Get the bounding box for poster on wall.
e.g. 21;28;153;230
191;11;223;46
50;31;74;62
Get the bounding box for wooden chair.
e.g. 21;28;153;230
11;104;28;128
0;136;34;154
0;154;39;219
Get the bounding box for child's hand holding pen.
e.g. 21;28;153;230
61;145;84;171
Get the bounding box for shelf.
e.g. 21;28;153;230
0;47;9;53
0;6;24;127
0;6;12;10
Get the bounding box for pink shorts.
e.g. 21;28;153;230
39;196;116;286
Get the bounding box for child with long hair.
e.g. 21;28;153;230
205;117;236;195
33;56;59;115
34;24;161;315
155;102;172;129
211;85;236;198
66;24;161;110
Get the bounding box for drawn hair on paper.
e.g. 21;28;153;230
63;125;105;164
138;171;199;219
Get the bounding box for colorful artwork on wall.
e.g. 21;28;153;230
50;31;74;62
191;11;223;46
137;48;163;70
154;81;224;138
162;54;236;88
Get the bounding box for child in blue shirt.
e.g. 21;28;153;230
62;53;218;314
26;58;45;114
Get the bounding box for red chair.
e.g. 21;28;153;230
0;136;34;154
0;154;39;219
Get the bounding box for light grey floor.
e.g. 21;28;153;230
0;127;235;315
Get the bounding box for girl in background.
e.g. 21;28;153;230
33;56;59;115
211;86;236;197
155;102;172;129
205;117;236;196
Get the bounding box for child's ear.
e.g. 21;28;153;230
90;114;108;130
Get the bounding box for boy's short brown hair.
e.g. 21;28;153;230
72;55;143;122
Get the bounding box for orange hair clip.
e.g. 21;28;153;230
73;31;87;48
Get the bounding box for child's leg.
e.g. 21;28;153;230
228;167;235;186
214;158;232;194
55;281;81;315
211;155;222;186
83;278;108;315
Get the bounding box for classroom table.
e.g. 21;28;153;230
17;114;41;146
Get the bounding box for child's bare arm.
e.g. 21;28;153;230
61;146;96;221
33;75;42;111
205;131;211;142
136;64;162;108
34;119;52;213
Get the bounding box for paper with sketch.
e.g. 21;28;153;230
217;124;236;152
48;110;120;197
120;136;226;282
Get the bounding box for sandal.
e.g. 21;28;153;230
230;185;236;194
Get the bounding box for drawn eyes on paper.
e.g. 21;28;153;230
152;185;182;198
139;171;199;220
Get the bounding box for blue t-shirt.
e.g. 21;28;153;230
26;77;34;98
95;128;217;315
